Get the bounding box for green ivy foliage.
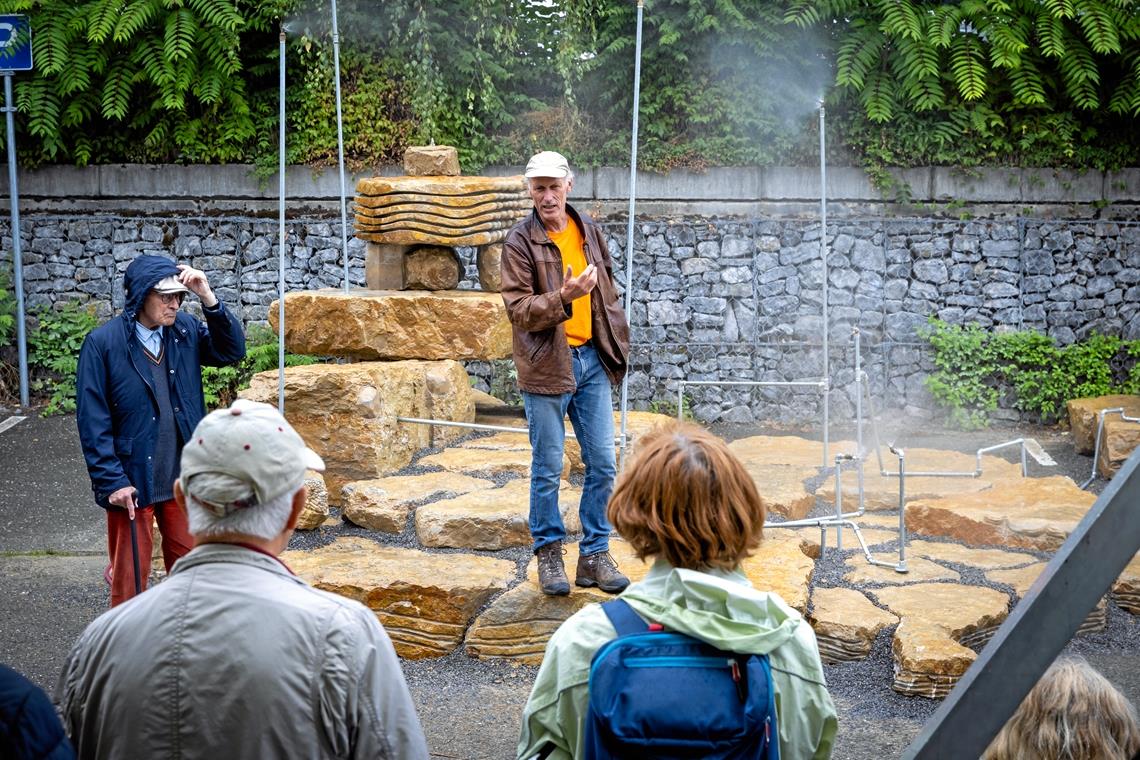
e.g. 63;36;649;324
921;318;1140;429
28;301;101;416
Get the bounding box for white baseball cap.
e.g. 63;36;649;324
524;151;572;179
180;399;325;516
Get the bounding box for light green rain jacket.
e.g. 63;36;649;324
518;560;838;760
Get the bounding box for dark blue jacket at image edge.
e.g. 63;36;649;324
75;255;246;510
0;664;74;759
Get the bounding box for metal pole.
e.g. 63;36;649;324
618;0;644;469
3;72;28;407
819;103;829;466
277;27;286;413
330;0;350;293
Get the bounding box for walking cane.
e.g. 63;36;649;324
128;495;142;596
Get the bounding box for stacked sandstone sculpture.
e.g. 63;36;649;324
355;146;528;291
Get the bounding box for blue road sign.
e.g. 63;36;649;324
0;15;32;72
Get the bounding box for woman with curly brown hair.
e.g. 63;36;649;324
518;422;838;760
984;655;1140;760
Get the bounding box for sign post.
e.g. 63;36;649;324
0;14;32;408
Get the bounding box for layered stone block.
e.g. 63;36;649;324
404;145;461;177
809;587;898;662
342;472;497;533
241;360;474;502
415;479;582;551
282;537;516;658
270;289;512;361
905;475;1095;552
988;563;1106;633
1097;415;1140;479
1066;394;1140;454
871;583;1009;698
1113;552;1140;615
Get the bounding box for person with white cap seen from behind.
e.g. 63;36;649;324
76;254;245;606
58;399;430;760
500;150;632;596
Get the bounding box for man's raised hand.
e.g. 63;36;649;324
560;264;597;305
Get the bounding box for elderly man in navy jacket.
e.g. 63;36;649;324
76;255;245;606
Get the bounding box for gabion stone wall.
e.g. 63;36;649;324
4;215;1139;425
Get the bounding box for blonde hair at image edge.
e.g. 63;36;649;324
983;655;1140;760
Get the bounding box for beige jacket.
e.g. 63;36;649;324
57;543;428;760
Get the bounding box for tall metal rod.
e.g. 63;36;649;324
3;72;28;407
819;103;829;466
618;0;644;469
330;0;350;293
277;27;287;413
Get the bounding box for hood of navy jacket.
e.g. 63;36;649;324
123;255;181;321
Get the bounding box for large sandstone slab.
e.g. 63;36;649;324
906;540;1039;570
270;289;512;361
415;479;582;550
817;447;1024;511
342;472;497;532
466;541;647;663
844;555;960;585
728;435;855;468
871;583;1009;698
357;175;527;197
1113;552;1140;615
241;360;473;502
1097;415;1140;479
419;445;571;479
743;464;817;521
906;475;1095;552
740;533;816;613
282;538;515;658
988;563;1107;633
296;470;330;530
809;587;898;662
1066;394;1140;454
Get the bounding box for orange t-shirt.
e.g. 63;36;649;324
549;220;592;347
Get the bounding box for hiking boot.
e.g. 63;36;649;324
576;550;630;594
536;542;570;596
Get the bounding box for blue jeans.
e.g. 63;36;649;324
523;342;616;556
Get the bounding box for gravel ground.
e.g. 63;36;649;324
2;410;1137;759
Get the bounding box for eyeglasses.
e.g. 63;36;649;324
155;292;186;305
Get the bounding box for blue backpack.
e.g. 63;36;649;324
582;599;780;760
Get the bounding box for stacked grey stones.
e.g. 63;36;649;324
3;215;1139;425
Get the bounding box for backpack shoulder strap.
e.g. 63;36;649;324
600;599;649;636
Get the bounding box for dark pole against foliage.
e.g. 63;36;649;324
330;0;350;294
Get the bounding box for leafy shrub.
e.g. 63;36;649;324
201;323;320;409
921;318;1140;428
28;301;101;415
0;266;15;348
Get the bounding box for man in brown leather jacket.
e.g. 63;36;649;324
500;151;631;596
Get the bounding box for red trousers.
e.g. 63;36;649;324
106;498;193;607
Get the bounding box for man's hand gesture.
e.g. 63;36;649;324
559;264;597;305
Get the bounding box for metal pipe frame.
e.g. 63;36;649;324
276;27;287;414
329;0;351;294
1080;407;1140;488
3;72;28;407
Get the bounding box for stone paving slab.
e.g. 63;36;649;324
342;472;498;532
844;555;960;586
728;435;855;468
415;479;581;550
905;475;1096;552
871;583;1010;698
282;537;515;659
741;533;816;614
466;541;648;663
1114;553;1140;615
817;448;1024;511
745;464;817;520
419;445;569;479
988;563;1108;633
905;539;1039;570
809;587;898;663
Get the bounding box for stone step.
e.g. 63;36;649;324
905;475;1096;552
987;563;1106;633
241;360;473;503
869;583;1009;698
281;537;515;659
415;480;582;551
342;472;498;533
270;289;512;361
808;587;898;663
